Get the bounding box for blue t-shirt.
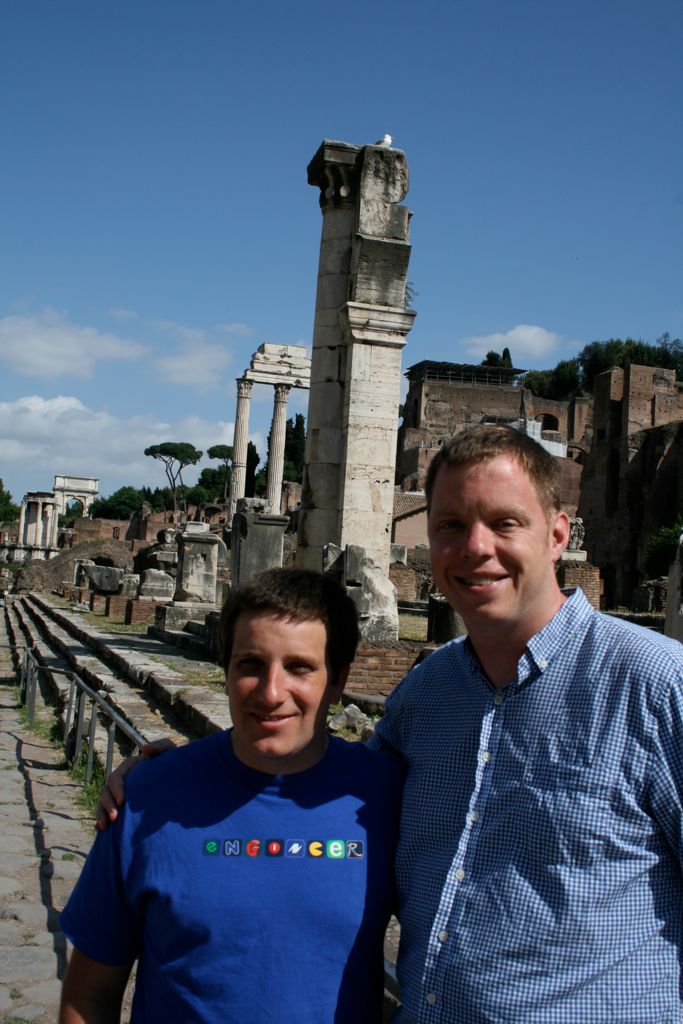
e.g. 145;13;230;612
61;732;403;1023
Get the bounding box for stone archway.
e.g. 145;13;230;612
53;475;99;516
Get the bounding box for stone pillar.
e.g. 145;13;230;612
50;502;60;547
43;504;52;548
34;500;43;546
297;139;416;575
18;502;26;546
266;383;291;514
231;503;289;588
229;378;253;522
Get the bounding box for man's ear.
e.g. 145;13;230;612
550;511;570;562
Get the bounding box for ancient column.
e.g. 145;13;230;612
34;500;43;546
297;140;416;575
18;501;26;546
266;383;291;514
48;501;59;548
43;503;52;548
229;378;253;522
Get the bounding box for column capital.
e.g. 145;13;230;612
307;139;362;210
273;382;291;402
236;377;253;399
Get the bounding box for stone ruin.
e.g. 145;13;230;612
296;139;416;582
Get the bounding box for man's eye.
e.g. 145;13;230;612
288;663;313;675
237;658;261;671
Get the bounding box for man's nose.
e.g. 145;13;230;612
461;522;493;557
259;665;287;703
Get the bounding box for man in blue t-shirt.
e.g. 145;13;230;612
59;568;402;1024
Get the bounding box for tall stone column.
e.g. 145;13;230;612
48;502;59;548
43;504;52;548
229;378;253;521
297;139;416;574
266;383;291;514
34;500;43;546
18;502;26;546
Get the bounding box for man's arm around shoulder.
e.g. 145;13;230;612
59;947;132;1024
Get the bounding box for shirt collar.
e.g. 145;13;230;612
525;587;593;674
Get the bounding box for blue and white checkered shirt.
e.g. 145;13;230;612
373;589;683;1022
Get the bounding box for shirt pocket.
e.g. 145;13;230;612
517;760;620;869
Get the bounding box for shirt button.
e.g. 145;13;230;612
455;868;465;881
494;692;504;705
538;658;548;669
426;992;437;1005
482;750;491;763
438;929;449;943
469;810;479;822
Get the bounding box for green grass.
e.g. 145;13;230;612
70;751;106;820
398;613;428;642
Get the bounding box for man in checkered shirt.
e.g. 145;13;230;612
373;423;683;1022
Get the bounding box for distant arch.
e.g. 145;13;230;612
53;475;99;516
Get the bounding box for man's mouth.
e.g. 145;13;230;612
457;576;505;587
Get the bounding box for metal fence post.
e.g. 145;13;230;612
85;701;97;784
74;690;86;764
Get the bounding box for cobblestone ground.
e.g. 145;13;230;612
0;619;95;1023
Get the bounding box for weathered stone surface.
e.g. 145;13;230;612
139;568;175;599
119;572;140;598
298;138;416;578
174;530;220;603
231;511;289;588
155;601;217;633
343;545;398;644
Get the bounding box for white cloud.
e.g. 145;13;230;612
106;307;140;322
463;324;563;363
153;341;232;391
0;309;146;379
214;322;255;337
0;395;234;497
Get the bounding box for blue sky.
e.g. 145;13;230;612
1;0;681;505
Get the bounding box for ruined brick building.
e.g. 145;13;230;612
396;360;589;513
393;359;682;611
578;363;683;608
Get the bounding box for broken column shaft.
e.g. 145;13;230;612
297;139;416;575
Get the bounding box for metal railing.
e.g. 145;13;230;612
19;647;146;783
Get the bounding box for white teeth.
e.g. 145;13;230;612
463;578;498;585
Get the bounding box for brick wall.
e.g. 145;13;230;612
346;645;422;696
557;561;601;609
389;563;419;601
125;599;163;625
105;595;128;617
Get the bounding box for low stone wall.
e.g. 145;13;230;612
346;644;422;696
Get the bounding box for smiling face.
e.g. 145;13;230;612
225;611;348;776
428;455;569;652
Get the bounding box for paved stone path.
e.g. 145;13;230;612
0;619;95;1023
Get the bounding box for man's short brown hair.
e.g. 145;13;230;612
425;424;561;514
219;567;359;682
